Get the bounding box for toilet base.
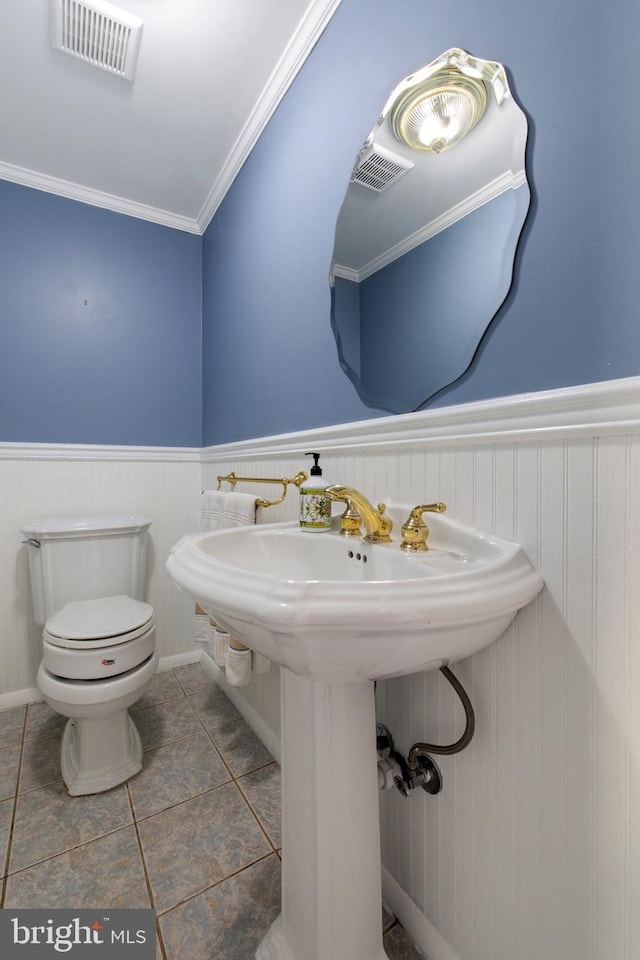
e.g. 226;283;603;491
36;651;157;796
61;710;144;796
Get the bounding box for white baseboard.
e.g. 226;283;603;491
157;650;201;671
0;685;41;711
200;651;281;764
382;868;462;960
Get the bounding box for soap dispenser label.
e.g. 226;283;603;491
300;489;331;529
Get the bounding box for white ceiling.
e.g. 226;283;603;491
333;86;528;278
0;0;340;234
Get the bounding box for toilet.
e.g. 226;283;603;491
21;514;158;796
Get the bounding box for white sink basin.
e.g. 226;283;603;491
167;508;542;960
167;510;542;681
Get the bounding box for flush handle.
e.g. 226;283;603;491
21;538;41;548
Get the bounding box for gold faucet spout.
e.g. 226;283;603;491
325;484;393;543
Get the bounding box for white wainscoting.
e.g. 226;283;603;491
2;379;638;959
201;377;640;960
0;444;202;707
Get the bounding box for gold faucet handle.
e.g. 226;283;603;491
338;498;362;538
400;502;447;552
365;502;393;543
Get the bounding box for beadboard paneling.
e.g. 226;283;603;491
0;447;201;702
201;378;640;960
3;380;637;960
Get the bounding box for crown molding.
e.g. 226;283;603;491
201;377;640;460
0;0;342;236
0;159;202;234
196;0;343;233
333;170;527;283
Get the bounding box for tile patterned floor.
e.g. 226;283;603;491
0;661;425;959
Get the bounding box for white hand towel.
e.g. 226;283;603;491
201;490;256;531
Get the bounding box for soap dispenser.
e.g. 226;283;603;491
299;452;332;532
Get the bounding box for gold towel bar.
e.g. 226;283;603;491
216;470;308;508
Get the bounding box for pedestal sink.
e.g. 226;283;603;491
166;509;543;960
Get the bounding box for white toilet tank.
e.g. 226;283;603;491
21;514;151;626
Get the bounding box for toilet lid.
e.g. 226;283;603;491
45;595;153;641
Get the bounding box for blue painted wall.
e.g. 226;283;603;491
1;0;636;448
333;186;530;413
202;0;640;444
0;181;202;446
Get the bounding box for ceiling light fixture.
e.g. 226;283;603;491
391;70;487;154
383;48;509;155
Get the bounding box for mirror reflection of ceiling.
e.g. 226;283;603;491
330;48;530;414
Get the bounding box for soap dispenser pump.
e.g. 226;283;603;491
299;453;332;532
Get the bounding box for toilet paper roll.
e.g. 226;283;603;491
251;652;271;674
193;612;210;641
226;646;252;686
211;628;230;667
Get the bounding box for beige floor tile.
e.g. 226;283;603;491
237;762;281;848
24;701;67;741
138;782;270;913
9;781;132;872
384;923;428;959
187;685;240;732
173;662;216;695
4;825;151;909
0;706;26;749
208;718;273;776
0;797;14;878
133;697;201;752
159;854;281;960
128;733;230;821
0;742;21;801
134;670;185;711
18;733;62;793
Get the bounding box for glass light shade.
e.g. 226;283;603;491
391;72;488;154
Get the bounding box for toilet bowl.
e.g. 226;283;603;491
37;594;157;796
21;515;157;796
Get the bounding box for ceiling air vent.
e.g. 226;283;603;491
350;143;414;193
50;0;143;81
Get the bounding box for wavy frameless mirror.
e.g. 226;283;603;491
330;48;530;413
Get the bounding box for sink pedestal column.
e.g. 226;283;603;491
257;668;388;960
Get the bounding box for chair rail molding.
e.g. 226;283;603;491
0;443;201;462
201;376;640;460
